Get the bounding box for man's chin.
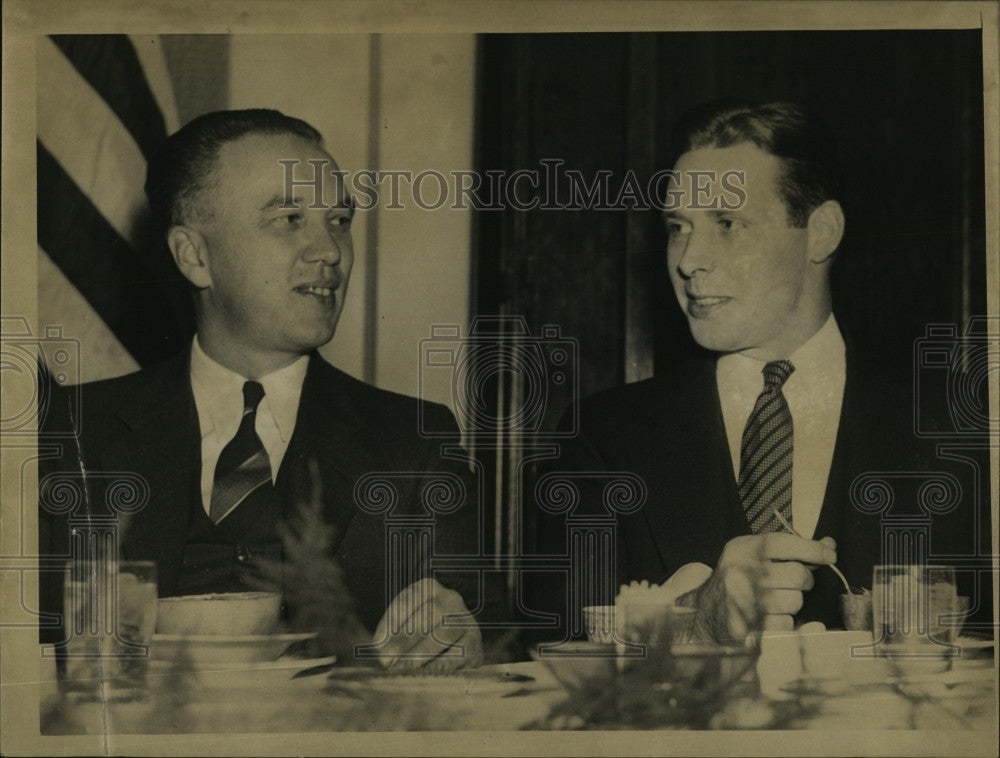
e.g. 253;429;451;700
294;324;339;354
687;322;742;353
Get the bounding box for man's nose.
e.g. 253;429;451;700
674;231;715;278
302;226;345;266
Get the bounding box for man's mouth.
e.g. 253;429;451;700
294;282;339;302
686;294;731;317
296;285;334;297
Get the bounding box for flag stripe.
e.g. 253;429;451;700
127;35;180;134
37;248;140;383
38;142;190;367
49;34;167;162
38;36;150;250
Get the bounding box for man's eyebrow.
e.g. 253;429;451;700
331;195;356;217
259;194;302;212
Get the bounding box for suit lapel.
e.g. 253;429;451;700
816;344;886;590
94;352;384;595
276;355;378;552
814;351;852;545
633;357;745;575
102;352;196;595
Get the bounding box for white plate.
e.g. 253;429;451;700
149;655;337;680
148;655;337;690
323;667;535;696
958;635;995;658
151;631;316;664
957;635;994;650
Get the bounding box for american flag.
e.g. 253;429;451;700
37;34;195;384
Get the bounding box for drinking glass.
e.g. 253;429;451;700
60;559;158;700
872;564;959;674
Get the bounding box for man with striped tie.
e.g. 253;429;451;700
531;100;987;644
655;102;845;641
39;109;483;668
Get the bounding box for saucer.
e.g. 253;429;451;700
148;655;337;690
957;635;994;653
323;667;535;696
151;631;316;664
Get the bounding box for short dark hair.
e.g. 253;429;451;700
144;108;323;232
672;100;841;227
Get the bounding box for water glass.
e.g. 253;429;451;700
872;564;960;673
59;559;158;699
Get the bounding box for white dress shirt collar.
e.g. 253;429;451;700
717;314;846;539
189;337;308;445
717;314;845;415
189;337;309;513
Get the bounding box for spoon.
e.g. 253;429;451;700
770;505;854;595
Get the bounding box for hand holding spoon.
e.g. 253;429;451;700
770;505;854;595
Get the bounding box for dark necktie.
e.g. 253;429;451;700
210;380;272;524
738;360;795;534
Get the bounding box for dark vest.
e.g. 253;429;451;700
173;418;283;597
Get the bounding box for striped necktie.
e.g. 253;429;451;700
738;360;795;534
210;380;272;524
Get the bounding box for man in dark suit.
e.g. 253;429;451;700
532;100;989;642
39;109;483;668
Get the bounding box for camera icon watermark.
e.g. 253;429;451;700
913;318;999;438
0;316;80;436
419;316;578;440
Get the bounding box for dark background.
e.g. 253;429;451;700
470;30;988;607
476;30;986;395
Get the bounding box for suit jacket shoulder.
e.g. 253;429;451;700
303;355;460;443
568;355;719;467
43;350;192;458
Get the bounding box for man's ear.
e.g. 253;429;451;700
167;225;212;288
806;200;845;264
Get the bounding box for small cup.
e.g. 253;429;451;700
618;598;696;646
582;605;617;644
840;593;873;631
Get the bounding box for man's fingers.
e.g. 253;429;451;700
414;627;483;671
380;578;439;634
397;628;458;659
381;603;460;652
377;578;469;644
706;533;839;644
760;532;837;565
382;621;480;670
760;589;804;616
760;560;814;591
375;579;443;666
798;620;827;634
762;613;794;632
376;621;451;668
375;579;481;669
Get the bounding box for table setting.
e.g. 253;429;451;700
39;558;996;736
